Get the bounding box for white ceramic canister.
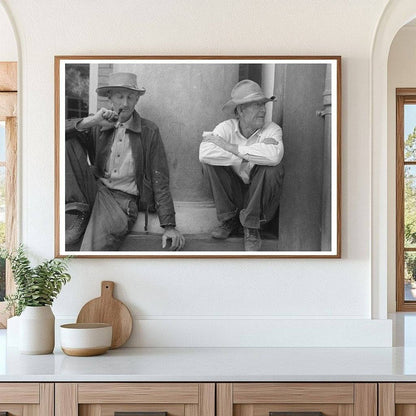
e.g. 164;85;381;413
19;305;55;354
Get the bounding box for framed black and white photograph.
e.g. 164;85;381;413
55;56;341;258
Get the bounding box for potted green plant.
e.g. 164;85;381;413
2;245;71;354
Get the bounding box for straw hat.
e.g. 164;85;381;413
222;79;275;113
96;72;146;97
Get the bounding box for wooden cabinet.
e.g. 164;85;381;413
55;383;215;416
0;383;53;415
379;383;416;416
217;383;377;416
0;381;383;416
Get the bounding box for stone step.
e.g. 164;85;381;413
120;232;280;252
66;201;280;252
131;201;218;234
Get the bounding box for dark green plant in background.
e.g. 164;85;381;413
1;245;71;316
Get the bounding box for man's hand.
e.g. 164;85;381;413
96;108;120;125
77;108;120;130
263;137;278;145
202;133;239;156
162;226;185;251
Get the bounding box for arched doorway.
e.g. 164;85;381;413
371;0;416;319
0;0;18;327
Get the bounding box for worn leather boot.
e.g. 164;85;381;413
65;202;90;245
211;217;240;239
244;227;262;251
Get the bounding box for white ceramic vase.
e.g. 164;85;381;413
19;305;55;354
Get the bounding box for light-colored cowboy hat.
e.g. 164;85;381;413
96;72;146;97
222;79;276;113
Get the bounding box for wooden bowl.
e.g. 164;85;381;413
60;323;112;356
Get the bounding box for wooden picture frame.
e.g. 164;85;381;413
55;56;341;258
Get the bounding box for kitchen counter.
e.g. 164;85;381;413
2;313;416;382
1;329;416;382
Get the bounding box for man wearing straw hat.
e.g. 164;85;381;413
199;79;284;251
65;72;185;251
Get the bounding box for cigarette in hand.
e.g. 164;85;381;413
114;108;123;127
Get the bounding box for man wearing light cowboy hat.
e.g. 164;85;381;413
65;72;185;251
199;79;284;251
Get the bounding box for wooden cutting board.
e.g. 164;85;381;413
76;281;133;349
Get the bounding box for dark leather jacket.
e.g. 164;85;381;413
65;111;176;227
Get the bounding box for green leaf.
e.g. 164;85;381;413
4;245;71;315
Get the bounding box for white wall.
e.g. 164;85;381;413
0;0;394;346
0;3;16;61
387;25;416;312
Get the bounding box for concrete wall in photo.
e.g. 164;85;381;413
114;63;239;202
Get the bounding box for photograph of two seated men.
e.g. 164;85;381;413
62;60;336;255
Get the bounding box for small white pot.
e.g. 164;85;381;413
60;323;112;356
19;305;55;354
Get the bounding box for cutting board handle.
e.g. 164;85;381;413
101;281;115;298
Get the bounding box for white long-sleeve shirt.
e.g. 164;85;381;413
199;119;284;184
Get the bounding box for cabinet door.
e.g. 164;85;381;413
217;383;377;416
56;383;215;416
0;383;53;416
379;383;416;416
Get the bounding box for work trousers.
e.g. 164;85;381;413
66;138;138;251
202;163;284;229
